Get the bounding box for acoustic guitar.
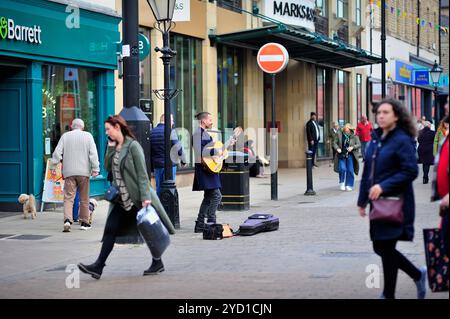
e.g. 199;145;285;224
202;127;243;173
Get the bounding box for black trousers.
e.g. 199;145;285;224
197;188;222;223
98;204;140;265
422;164;431;179
373;240;421;299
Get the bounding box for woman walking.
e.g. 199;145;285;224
434;119;449;156
78;115;173;279
432;115;449;257
333;123;360;191
417;121;435;184
357;98;427;299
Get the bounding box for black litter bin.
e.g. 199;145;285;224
219;151;250;211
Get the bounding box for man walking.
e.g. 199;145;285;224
51;119;99;232
355;115;373;161
192;112;235;233
306;112;320;167
150;114;186;197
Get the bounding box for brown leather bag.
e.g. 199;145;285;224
369;142;404;224
370;196;404;224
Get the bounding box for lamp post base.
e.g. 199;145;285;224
160;180;180;229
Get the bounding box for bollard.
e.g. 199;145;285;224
304;150;316;195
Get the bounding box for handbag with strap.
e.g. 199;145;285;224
368;141;404;224
105;141;135;203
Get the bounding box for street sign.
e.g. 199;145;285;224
257;43;289;74
139;33;150;61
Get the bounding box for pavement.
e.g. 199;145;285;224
0;161;448;299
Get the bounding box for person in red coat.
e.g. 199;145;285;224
356;115;373;161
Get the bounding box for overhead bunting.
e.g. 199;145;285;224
368;0;449;34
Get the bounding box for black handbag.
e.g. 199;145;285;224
203;223;224;240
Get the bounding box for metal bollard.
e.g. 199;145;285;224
304;150;316;196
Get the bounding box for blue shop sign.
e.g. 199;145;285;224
395;61;414;84
415;70;430;86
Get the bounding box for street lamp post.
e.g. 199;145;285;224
430;60;443;123
147;0;181;228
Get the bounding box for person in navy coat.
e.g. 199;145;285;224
192;112;235;233
417;121;435;184
357;98;427;299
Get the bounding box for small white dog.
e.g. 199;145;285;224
18;194;37;219
88;198;98;224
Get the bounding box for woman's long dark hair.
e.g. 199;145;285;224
105;115;136;140
374;98;417;138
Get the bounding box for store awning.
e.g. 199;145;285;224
209;24;384;69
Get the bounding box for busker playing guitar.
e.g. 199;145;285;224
192;112;242;233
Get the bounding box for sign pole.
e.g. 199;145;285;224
257;42;288;201
271;73;278;200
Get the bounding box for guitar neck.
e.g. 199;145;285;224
223;134;237;150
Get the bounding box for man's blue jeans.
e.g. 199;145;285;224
154;166;177;197
73;191;80;221
338;156;355;187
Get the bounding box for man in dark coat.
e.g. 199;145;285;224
417;121;435;184
306;112;320;167
150;114;187;196
192;112;235;233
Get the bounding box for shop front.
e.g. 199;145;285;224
0;0;120;210
210;24;382;167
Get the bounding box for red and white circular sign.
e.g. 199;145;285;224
257;43;289;74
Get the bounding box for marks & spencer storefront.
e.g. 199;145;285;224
0;0;120;210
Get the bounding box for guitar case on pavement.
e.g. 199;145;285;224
237;213;279;236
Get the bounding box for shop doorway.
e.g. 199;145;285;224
0;64;28;207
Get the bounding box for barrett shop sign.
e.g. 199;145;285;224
0;0;120;69
395;61;414;85
0;16;43;44
263;0;316;31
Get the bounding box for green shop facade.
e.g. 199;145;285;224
0;0;120;210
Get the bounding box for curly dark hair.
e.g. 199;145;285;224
105;115;137;140
373;98;417;138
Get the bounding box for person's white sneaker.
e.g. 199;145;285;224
340;183;346;191
80;222;92;230
346;186;353;191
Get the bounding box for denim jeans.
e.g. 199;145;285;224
361;141;368;160
338;156;355;187
197;189;222;223
72;191;80;221
154;166;177;197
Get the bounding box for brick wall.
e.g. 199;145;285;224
370;0;440;56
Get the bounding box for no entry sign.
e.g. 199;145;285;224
257;43;289;74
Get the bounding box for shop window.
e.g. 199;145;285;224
356;73;362;120
139;27;153;122
337;70;349;125
316;68;329;158
42;64;98;164
138;29;151;99
217;45;243;142
169;33;203;169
